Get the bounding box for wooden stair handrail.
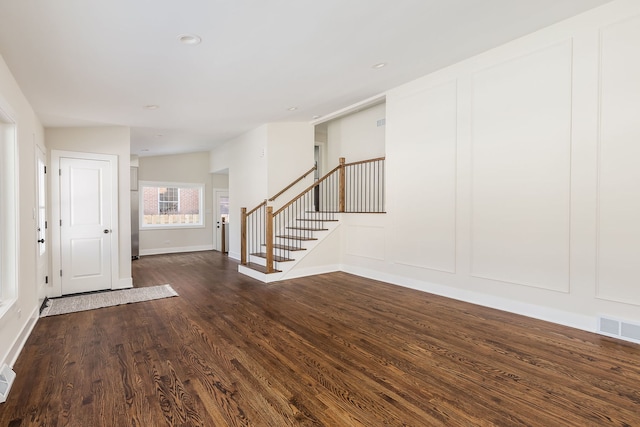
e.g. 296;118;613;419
268;165;316;202
246;200;267;216
344;156;385;167
273;164;341;217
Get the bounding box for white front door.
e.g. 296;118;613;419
60;157;113;295
35;146;48;302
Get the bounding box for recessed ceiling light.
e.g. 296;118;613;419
144;105;159;110
155;134;164;138
140;149;150;152
372;62;387;69
178;34;202;45
287;107;298;111
312;115;321;120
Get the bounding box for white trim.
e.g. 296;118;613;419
310;93;386;125
139;244;214;256
114;277;133;290
50;150;120;297
1;305;39;368
34;143;48;306
279;264;341;281
0;107;18;318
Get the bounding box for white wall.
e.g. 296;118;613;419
326;102;386;166
46;126;132;290
138;152;214;255
267;122;314;211
342;0;640;330
212;173;229;189
210;125;269;260
0;53;45;368
210;123;314;260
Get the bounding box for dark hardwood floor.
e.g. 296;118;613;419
1;251;639;426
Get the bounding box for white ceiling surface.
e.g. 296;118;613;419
0;0;612;156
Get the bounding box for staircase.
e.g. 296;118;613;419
239;156;384;282
238;212;341;282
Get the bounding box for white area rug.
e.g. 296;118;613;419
40;284;178;317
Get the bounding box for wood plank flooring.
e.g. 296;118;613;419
1;250;639;426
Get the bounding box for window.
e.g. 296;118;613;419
0;113;18;315
140;181;204;229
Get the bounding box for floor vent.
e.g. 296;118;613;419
598;316;640;344
0;364;16;403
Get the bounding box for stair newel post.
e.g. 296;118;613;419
265;206;275;273
339;157;346;213
240;207;247;265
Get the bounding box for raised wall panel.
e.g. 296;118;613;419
388;81;457;273
597;15;640;306
345;225;385;261
470;41;572;291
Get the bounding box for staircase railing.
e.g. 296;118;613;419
240;165;315;266
240;201;266;266
241;156;385;273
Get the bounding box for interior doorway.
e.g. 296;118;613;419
214;189;229;252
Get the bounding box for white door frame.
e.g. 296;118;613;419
50;150;119;297
35;144;48;304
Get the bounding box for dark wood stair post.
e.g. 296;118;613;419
240;207;247;265
265;206;275;273
339;157;345;213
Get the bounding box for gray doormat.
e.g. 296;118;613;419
40;284;178;317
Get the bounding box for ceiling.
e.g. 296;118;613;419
0;0;612;156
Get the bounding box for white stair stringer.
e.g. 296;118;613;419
238;213;342;283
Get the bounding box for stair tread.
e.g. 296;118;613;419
286;226;328;231
264;244;307;251
250;252;294;262
276;235;318;241
242;263;281;274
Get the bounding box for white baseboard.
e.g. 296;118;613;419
341;264;597;334
280;264;341;281
2;305;39;369
140;244;214;256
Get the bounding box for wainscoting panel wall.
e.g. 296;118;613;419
596;14;640;306
387;81;458;273
345;225;385;261
470;41;573;292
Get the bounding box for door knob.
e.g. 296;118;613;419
38;239;45;243
104;229;111;234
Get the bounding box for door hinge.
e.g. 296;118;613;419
60;270;62;277
45;221;48;229
44;166;47;174
45;276;48;284
59;169;62;176
60;220;62;226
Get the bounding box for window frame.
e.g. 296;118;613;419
0;112;18;318
139;181;205;230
